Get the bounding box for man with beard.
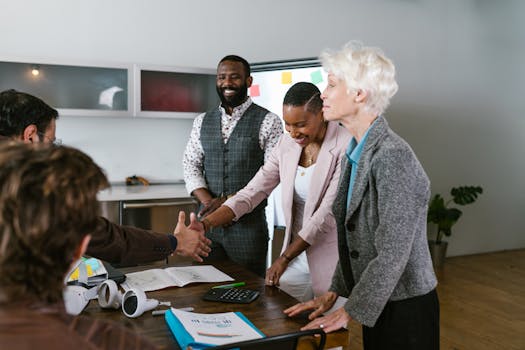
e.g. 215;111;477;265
183;55;283;276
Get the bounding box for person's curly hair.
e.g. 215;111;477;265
0;142;109;303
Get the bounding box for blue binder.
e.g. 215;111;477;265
165;308;265;350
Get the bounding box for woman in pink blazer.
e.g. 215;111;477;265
198;82;350;300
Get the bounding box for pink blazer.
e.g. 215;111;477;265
224;122;350;296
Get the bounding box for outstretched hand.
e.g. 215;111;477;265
173;211;211;262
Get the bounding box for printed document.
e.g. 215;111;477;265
121;265;233;292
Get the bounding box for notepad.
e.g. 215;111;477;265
121;265;234;292
165;308;264;349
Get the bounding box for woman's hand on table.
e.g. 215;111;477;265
300;307;351;333
284;291;349;332
265;256;289;286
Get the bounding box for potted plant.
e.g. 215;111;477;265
427;185;483;267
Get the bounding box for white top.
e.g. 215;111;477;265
291;164;315;240
97;184;191;201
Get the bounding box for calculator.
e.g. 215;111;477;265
202;287;260;304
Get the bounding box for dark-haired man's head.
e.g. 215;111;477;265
216;55;253;112
0;142;108;303
0;89;59;144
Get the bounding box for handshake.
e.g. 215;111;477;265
172;211;211;262
174;195;237;262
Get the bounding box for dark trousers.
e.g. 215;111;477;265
362;289;440;350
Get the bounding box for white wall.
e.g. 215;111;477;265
1;0;524;256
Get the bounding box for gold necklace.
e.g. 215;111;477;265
301;125;326;173
301;144;319;173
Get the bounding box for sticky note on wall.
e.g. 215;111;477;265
281;71;292;84
311;70;323;85
249;84;260;97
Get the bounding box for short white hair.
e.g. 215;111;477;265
320;41;399;115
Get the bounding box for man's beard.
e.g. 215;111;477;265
216;83;248;109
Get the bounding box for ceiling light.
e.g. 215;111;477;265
31;65;40;76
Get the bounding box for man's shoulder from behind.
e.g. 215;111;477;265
0;302;86;350
0;302;157;350
0;135;11;143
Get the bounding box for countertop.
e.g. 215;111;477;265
98;183;192;201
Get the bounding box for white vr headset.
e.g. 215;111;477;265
63;260;169;317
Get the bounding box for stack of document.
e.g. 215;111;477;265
165;308;264;349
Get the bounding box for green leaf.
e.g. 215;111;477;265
427;185;483;242
438;208;462;236
427;194;446;224
451;186;483;205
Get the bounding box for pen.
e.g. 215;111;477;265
197;331;240;338
212;282;245;289
151;307;194;316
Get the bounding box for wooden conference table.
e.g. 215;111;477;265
84;259;349;349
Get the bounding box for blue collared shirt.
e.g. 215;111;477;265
346;120;377;208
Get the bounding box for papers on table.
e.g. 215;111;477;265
165;308;264;349
121;265;234;292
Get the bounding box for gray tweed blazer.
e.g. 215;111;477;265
329;116;437;327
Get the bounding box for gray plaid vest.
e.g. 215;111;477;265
201;103;269;211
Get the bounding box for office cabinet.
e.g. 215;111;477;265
98;184;197;230
135;65;219;119
0;59;218;119
0;60;132;117
119;198;198;234
100;197;199;265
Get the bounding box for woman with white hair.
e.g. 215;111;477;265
285;41;439;350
